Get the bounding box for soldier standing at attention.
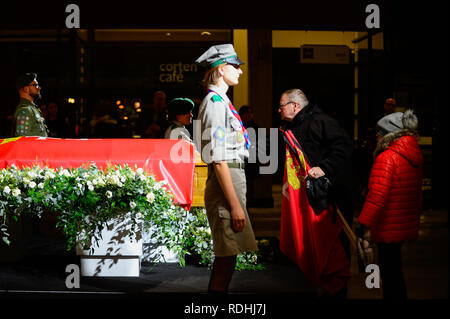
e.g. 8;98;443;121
196;44;258;294
14;73;48;137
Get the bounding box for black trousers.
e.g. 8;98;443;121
378;242;407;299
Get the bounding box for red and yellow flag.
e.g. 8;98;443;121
280;129;350;295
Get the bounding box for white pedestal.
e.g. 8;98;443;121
76;212;142;277
142;226;180;263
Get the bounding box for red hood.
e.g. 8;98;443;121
388;135;423;167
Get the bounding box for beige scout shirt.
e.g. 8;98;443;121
163;120;192;142
197;85;248;164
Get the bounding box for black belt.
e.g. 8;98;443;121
208;162;245;169
227;162;245;169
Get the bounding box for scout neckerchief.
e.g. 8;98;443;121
208;89;250;149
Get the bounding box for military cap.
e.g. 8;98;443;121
168;98;195;120
16;72;37;89
195;44;244;68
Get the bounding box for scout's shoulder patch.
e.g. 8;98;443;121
16;107;30;119
213;126;225;141
16;106;29;114
211;94;222;103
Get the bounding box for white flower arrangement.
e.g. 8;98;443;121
0;163;189;263
0;163;262;270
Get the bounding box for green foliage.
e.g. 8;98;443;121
0;164;263;271
0;164;183;252
182;207;263;271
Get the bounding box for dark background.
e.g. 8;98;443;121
0;0;447;209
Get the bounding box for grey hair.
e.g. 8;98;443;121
282;89;309;108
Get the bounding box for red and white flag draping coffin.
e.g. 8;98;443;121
280;129;351;295
0;136;195;209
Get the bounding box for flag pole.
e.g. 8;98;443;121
336;207;357;249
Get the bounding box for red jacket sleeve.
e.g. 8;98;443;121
358;151;395;228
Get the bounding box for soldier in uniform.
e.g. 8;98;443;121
195;44;258;294
163;97;195;142
14;73;48;137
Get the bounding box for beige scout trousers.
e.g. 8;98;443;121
204;166;258;257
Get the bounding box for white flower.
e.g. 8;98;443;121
108;175;120;185
135;212;143;219
146;192;155;203
77;183;83;190
3;186;11;194
45;171;55;179
130;201;136;209
88;184;94;191
106;190;113;198
92;179;98;185
120;176;126;183
12;188;21;197
136;168;143;175
28;171;37;179
23;177;30;184
63;169;71;177
117;181;123;188
97;178;105;186
38;183;45;189
29;181;37;188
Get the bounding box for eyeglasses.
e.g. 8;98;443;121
227;63;241;70
277;101;296;109
28;83;40;88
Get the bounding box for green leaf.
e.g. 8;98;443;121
2;236;11;246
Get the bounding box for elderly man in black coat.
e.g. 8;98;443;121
278;88;355;297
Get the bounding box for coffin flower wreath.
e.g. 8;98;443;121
0;163;260;269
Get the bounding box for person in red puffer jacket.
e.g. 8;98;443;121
358;109;423;299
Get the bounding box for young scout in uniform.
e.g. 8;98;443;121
14;73;48;137
164;97;195;142
195;44;258;294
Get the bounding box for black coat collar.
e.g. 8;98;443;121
280;103;320;131
291;103;321;127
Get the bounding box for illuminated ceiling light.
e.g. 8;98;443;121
166;32;171;37
119;105;125;109
123;116;129;120
136;108;142;113
116;100;121;105
134;101;140;108
201;31;211;36
68;98;75;104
